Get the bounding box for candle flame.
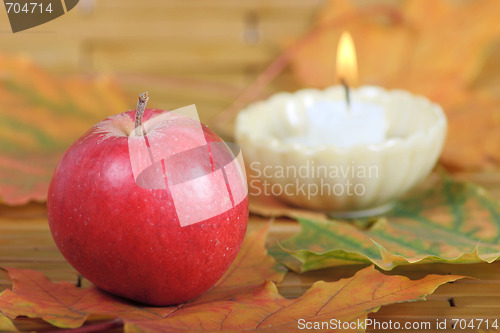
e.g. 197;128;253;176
336;31;358;86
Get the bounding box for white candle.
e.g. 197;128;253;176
285;99;388;148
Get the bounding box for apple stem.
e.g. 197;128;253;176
135;92;149;136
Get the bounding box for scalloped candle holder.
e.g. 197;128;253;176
235;86;447;218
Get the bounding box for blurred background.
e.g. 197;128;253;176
0;0;322;120
0;0;499;204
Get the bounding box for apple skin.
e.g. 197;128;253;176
47;109;248;306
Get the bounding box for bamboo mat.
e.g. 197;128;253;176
2;173;500;332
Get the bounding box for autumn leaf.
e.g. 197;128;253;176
269;175;500;272
125;267;463;333
0;266;463;332
0;225;463;332
0;53;128;205
290;0;500;171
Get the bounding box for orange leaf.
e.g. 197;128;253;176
0;226;463;332
127;267;463;332
0;54;128;205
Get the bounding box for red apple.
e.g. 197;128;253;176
47;95;248;306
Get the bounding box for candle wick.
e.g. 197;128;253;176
340;79;351;113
